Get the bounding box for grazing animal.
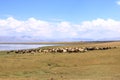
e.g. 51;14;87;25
6;46;117;54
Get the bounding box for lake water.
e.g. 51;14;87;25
0;44;52;51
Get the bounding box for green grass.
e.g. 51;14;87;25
0;42;120;80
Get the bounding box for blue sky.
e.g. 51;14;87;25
0;0;120;22
0;0;120;41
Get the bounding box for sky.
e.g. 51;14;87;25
0;0;120;42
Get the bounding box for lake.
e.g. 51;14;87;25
0;44;53;51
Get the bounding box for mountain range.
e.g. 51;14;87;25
0;36;120;42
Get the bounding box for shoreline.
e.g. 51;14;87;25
0;41;120;52
0;44;55;51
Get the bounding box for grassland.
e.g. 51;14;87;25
0;41;120;80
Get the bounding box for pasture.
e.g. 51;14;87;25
0;41;120;80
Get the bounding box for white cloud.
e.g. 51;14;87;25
0;17;120;41
116;0;120;5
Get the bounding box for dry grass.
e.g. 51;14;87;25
0;41;120;80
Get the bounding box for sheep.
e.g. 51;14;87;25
6;46;117;54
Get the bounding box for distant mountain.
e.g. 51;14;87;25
0;36;37;42
0;36;119;42
0;36;61;42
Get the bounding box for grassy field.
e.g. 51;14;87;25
0;41;120;80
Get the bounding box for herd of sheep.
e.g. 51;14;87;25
7;46;117;54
